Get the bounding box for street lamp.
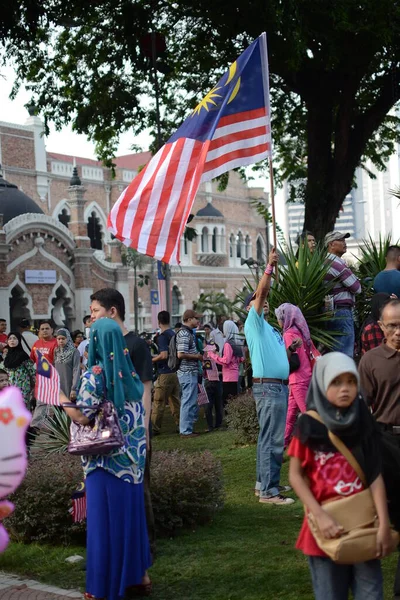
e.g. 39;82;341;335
241;257;262;280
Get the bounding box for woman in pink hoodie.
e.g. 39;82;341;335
275;303;313;448
207;320;244;404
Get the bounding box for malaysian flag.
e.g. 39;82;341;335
108;33;271;265
150;289;160;330
157;261;168;312
35;351;60;405
70;482;87;523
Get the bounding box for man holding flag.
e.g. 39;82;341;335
108;33;271;266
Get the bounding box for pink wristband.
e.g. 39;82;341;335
264;264;274;276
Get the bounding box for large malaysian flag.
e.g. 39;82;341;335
108;33;272;265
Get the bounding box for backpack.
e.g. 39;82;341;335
167;331;181;372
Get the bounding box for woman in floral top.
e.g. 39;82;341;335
60;318;151;600
4;332;35;409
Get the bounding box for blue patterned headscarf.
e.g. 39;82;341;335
88;318;143;415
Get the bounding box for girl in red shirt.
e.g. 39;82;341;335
288;353;392;600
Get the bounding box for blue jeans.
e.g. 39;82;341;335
178;371;198;435
253;382;288;498
308;556;383;600
331;308;355;357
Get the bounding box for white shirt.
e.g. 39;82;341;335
21;330;39;352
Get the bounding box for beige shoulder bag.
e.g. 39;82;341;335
305;410;399;564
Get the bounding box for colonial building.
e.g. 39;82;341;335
0;112;267;331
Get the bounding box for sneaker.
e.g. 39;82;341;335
180;433;200;438
259;494;295;505
278;485;292;493
254;489;260;497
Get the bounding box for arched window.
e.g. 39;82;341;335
183;236;188;255
172;286;181;322
201;227;209;253
245;235;251;259
256;236;264;262
87;211;103;250
212;227;218;253
236;232;243;258
229;234;235;258
58;208;70;228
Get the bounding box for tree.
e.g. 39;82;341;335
193;291;233;324
3;1;400;237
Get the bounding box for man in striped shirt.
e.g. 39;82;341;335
324;231;361;357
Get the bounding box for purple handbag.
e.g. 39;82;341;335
64;400;125;456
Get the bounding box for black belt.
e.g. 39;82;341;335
377;423;400;435
253;377;289;385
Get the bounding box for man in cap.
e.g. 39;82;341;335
176;309;204;437
324;231;361;357
244;247;300;505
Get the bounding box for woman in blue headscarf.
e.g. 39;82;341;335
60;318;152;600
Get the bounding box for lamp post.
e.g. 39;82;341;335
140;31;172;316
241;257;262;281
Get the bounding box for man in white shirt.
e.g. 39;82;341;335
19;319;38;353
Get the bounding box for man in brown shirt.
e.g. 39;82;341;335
359;298;400;427
359;298;400;598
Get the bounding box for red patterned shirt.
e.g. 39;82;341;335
288;435;365;556
361;323;384;355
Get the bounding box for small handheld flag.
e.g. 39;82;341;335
70;482;87;523
108;33;271;265
35;351;61;406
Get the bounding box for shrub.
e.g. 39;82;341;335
226;392;259;445
5;449;224;543
151;450;224;535
6;454;85;544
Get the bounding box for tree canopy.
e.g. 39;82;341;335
2;0;400;238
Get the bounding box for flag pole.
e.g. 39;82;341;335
260;32;278;280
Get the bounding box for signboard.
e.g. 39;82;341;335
25;270;57;285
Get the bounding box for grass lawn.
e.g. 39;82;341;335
0;408;397;599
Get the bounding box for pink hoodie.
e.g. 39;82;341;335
208;342;243;382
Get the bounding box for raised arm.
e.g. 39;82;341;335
253;247;279;315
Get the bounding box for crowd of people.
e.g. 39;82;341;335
1;232;400;599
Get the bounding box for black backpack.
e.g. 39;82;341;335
167;331;181;372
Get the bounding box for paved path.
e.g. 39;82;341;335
0;573;81;600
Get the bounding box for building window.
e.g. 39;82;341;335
245;235;251;259
58;208;70;228
229;234;235;258
256;236;264;262
87;211;103;250
236;232;243;258
82;166;104;181
172;286;181;323
201;227;209;253
212;227;218;253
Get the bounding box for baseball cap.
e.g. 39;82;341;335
182;309;203;321
244;291;256;309
324;231;350;246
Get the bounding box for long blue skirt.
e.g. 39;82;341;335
86;468;152;600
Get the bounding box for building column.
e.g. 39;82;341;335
116;266;132;328
68;168;94;328
25;111;49;202
0;215;11;323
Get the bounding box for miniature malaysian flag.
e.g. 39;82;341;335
35;351;60;405
70;482;87;523
108;33;271;265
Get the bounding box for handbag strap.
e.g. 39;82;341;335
306;410;367;487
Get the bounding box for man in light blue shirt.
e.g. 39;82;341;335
373;245;400;297
244;248;301;505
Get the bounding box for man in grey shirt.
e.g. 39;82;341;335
176;309;203;437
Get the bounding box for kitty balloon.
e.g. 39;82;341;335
0;386;31;552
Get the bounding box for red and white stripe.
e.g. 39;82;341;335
71;495;87;522
36;362;60;406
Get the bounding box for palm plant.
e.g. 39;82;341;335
353;234;398;327
353;234;393;281
193;291;233;323
32;409;71;455
234;243;338;347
